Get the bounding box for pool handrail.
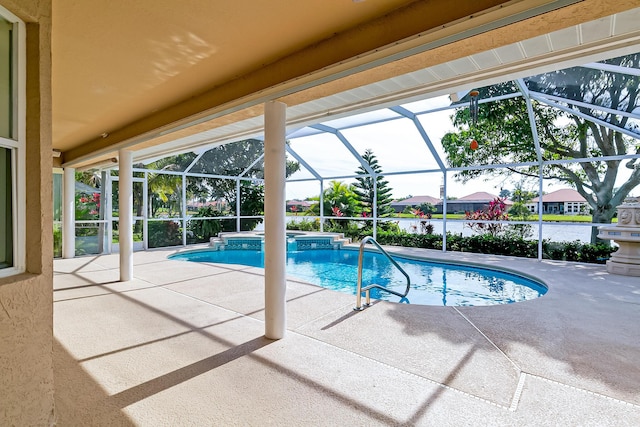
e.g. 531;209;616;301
354;236;411;311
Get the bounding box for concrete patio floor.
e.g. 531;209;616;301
53;245;640;426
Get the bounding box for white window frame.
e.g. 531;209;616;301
0;6;26;279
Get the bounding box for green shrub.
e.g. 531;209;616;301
542;240;615;264
53;225;62;258
578;243;616;264
188;206;224;243
148;220;182;248
543;241;566;261
287;218;320;231
353;231;614;264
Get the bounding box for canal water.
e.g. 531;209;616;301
283;216;596;243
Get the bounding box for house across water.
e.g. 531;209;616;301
392;192;512;214
526;189;588;215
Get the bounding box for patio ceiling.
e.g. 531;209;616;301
54;1;640;169
135;7;640;164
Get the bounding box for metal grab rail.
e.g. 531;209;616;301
354;236;411;311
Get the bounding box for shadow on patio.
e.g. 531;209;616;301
52;248;640;425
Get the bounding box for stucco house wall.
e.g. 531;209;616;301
0;1;54;425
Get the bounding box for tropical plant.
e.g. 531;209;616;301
504;183;537;238
75;170;103;188
410;208;434;234
508;184;537;219
307;180;360;218
136;155;192;218
75;192;101;220
464;198;509;237
188;206;224;242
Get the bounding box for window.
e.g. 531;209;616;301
0;147;12;268
0;7;25;278
0;15;11;139
566;202;582;214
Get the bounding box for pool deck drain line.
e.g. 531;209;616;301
452;306;528;412
297;329;516;412
509;373;527;412
452;306;522;373
527;373;640;409
158;281;518;412
148;277;541;413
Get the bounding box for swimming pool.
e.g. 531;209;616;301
169;248;547;306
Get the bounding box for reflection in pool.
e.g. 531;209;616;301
169;248;547;306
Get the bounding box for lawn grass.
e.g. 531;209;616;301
310;212;615;223
288;212;616;223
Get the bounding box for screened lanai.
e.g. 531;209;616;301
56;49;640;263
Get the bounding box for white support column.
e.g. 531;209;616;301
62;167;76;258
264;100;287;340
442;172;448;252
319;180;324;232
143;171;148;251
119;149;133;281
372;172;378;241
105;173;113;254
538;172;544;261
236;178;241;231
182;173;187;246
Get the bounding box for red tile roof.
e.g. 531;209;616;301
457;191;498;201
531;189;586;203
287;200;311;206
393;195;441;205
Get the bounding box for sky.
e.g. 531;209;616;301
283;103;638;201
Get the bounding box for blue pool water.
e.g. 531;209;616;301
169;248;547;306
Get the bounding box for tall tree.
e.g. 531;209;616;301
189;139;299;208
441;53;640;243
144;139;299;230
353;149;394;217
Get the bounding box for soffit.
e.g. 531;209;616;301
52;0;421;150
56;1;640;169
55;0;583;167
129;7;640;162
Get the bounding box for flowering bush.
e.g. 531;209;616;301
410;208;434;234
465;198;508;237
76;192;101;220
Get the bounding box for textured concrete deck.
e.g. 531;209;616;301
53;246;640;426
